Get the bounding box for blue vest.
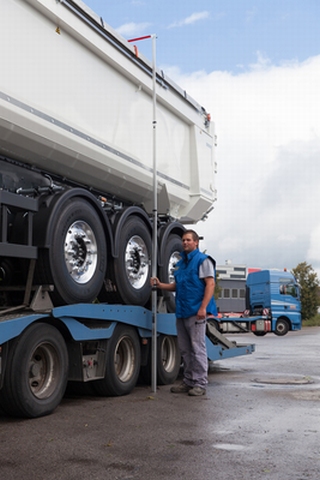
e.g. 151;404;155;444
174;248;217;318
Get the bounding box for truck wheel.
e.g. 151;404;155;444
112;216;151;305
274;318;290;336
37;198;107;305
139;335;181;385
93;325;141;396
253;331;267;337
157;335;181;385
159;234;182;313
0;323;68;418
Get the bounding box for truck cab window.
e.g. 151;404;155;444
279;283;297;297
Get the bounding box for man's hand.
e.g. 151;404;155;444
150;277;176;292
197;306;207;320
150;277;160;287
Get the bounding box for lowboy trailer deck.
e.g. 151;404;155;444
0;304;254;418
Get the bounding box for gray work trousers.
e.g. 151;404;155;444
176;315;208;389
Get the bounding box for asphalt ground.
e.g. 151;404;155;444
0;327;319;480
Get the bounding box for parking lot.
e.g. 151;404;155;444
1;327;319;480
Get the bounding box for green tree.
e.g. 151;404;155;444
291;262;320;321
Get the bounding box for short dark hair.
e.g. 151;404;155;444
182;229;199;242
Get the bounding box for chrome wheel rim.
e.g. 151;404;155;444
125;235;149;289
64;220;98;284
29;343;60;399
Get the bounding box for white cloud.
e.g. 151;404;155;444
249;51;273;70
168;11;210;29
116;22;152;37
165;54;320;273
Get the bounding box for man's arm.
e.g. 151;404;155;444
150;277;176;292
197;277;215;319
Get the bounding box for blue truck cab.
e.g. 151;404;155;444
246;269;301;335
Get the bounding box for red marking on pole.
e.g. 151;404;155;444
128;35;152;42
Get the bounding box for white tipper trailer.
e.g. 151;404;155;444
0;0;216;309
0;0;255;420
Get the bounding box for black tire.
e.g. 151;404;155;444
157;335;181;385
0;323;68;418
93;325;141;396
159;234;182;313
274;318;290;336
112;216;151;305
253;331;267;337
37;197;107;305
140;335;181;385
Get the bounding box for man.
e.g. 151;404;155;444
151;229;217;396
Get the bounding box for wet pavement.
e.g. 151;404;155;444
0;327;319;480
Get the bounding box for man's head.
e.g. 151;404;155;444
182;229;199;254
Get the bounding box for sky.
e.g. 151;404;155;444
84;0;320;274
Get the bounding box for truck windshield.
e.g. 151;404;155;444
279;282;299;298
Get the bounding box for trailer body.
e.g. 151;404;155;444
0;0;216;223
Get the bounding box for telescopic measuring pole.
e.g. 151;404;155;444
128;34;158;394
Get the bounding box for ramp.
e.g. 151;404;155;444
206;319;255;361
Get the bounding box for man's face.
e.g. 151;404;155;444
182;233;198;254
